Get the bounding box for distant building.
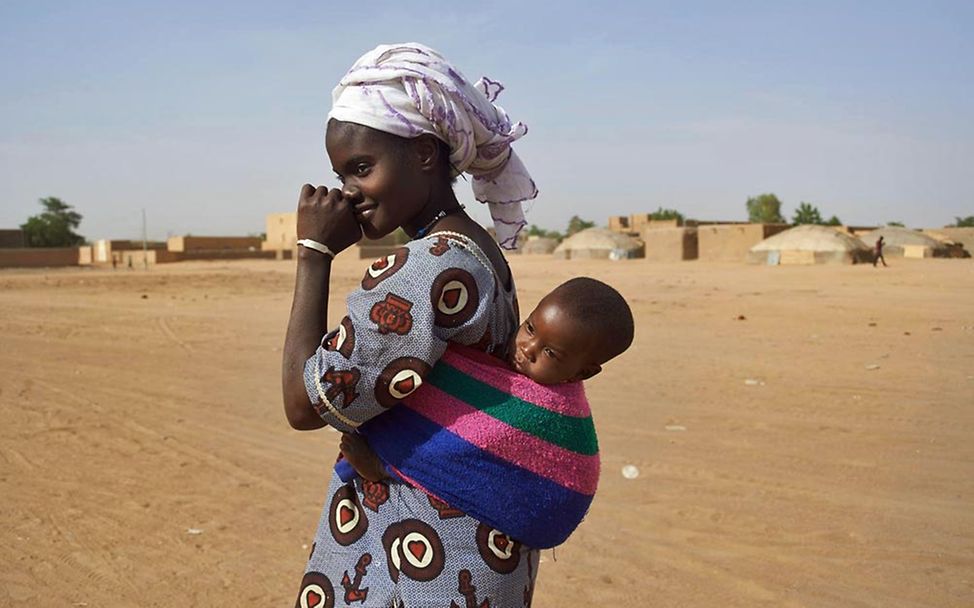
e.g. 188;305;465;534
857;226;955;258
922;227;974;255
92;239;166;265
520;236;559;255
262;212;298;253
167;236;261;252
641;226;698;261
697;223;790;262
553;228;643;260
0;229;26;248
0;247;89;268
748;225;871;265
261;211;409;259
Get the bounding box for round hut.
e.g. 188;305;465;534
919;230;971;258
748;225;871;265
520;236;559;255
857;226;950;258
553;228;643;260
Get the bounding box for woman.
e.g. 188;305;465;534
282;44;538;608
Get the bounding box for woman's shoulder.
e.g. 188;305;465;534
403;232;496;277
354;233;498;300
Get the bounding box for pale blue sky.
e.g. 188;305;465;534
2;1;971;240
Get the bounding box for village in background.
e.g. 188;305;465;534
1;194;972;269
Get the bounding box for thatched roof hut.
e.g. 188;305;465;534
553;228;643;260
521;236;559;255
748;225;871;265
857;226;950;257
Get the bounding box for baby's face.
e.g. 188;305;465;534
506;295;599;385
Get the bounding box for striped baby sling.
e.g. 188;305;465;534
352;343;600;549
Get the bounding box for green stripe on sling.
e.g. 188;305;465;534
427;362;599;456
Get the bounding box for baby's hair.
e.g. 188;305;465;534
550;277;634;363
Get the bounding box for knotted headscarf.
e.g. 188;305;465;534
328;43;537;249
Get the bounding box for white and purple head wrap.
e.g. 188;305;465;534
328;43;538;250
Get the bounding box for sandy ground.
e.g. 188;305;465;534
1;254;972;607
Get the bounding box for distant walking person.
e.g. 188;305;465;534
873;236;887;267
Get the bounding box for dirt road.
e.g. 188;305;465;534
1;256;971;607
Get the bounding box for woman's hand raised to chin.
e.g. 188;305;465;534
296;184;363;256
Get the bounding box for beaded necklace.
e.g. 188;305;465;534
414;204;466;238
424;229;494;278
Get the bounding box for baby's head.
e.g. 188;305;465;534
506;277;634;385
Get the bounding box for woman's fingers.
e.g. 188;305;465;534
295;183;363;254
298;184;341;206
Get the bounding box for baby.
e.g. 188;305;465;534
340;275;634;485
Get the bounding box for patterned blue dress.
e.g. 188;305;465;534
296;232;539;608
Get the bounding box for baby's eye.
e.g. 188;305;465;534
353;162;371;176
543;347;556;358
525;322;534;335
334;172;346;184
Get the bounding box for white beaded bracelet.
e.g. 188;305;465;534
296;239;335;259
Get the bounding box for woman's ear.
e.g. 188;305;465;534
412;135;440;173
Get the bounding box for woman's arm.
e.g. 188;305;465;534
281;184;362;430
282;250;331;429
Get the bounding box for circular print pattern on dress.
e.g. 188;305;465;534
381;519;446;583
328;484;368;546
361;247;409;291
294;571;335;608
430;268;480;328
374;357;432;408
476;522;521;573
325;316;355;359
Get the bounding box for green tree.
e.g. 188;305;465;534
565;215;595;237
950;216;974;227
20;197;85;247
886;221;905;227
745;193;785;223
824;215;843;226
792;202;823;225
526;224;562;241
648;206;685;224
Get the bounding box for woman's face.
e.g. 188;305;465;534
325;121;428;240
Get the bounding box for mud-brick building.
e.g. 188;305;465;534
641;226;698;261
697;223;790;262
261;211;406;260
262;212;298;255
0;229;26;248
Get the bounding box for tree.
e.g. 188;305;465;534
951;216;974;227
792;202;823;225
526;224;562;241
565;215;595;237
745;193;785;223
649;206;685;224
824;215;842;226
20;197;85;247
886;221;905;227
